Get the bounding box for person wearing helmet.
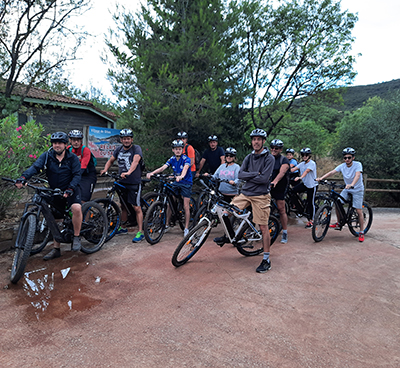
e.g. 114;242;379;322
285;148;299;181
196;135;225;177
291;147;318;228
217;128;274;273
15;131;83;259
316;147;365;242
68;130;97;202
205;147;240;201
269;139;290;244
101;129;144;243
177;131;196;180
147;139;193;237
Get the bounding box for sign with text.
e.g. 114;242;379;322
87;126;121;159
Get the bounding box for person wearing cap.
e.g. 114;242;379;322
147;140;193;237
15;132;83;260
100;129;144;243
196;135;225;177
68;130;97;202
177;131;196;180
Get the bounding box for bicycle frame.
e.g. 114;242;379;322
324;187;354;225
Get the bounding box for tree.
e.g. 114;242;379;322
229;0;358;136
0;0;90;117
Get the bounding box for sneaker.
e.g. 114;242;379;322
184;228;189;237
358;232;364;242
132;232;145;243
280;232;288;244
116;227;128;235
329;222;341;230
43;248;61;261
164;226;170;233
305;221;313;229
213;234;229;246
72;236;82;252
256;259;271;273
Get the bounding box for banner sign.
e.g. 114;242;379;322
87;126;121;158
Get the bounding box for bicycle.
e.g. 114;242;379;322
285;183;326;218
171;197;280;267
2;177;108;284
312;180;373;242
143;174;197;245
95;173;157;242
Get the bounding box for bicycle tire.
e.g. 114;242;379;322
143;200;166;245
31;209;51;255
94;198;121;242
141;192;162;217
171;220;211;267
193;204;207;225
348;202;373;236
10;213;36;284
312;204;332;242
80;201;108;253
269;214;280;246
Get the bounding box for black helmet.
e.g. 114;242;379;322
342;147;356;156
225;147;237;156
250;128;267;139
208;135;218;142
286;148;295;154
270;139;284;148
300;147;312;155
171;139;184;148
120;129;133;138
68;130;83;139
50;132;68;144
177;131;188;139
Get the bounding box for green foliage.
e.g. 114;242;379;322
0;115;50;219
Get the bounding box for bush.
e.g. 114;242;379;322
0;116;50;219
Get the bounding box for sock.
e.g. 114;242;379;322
282;230;287;235
263;252;270;261
136;231;142;236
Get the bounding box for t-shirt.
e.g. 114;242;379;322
271;154;290;191
113;144;143;185
202;146;225;173
335;161;364;191
70;145;96;175
166;154;192;185
212;163;241;195
183;144;196;172
289;158;299;173
297;160;318;188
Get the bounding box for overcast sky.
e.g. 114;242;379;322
67;0;400;100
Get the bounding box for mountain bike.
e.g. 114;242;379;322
95;173;156;242
171;197;280;267
2;177;108;284
143;174;197;245
312;180;373;242
285;183;326;218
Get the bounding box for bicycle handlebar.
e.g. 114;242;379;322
2;177;65;196
318;180;349;190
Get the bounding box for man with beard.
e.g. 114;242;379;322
15;131;82;260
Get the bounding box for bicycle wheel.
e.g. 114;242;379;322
141;192;161;217
80;201;108;253
171;220;212;267
143;201;166;245
269;214;280;246
94;198;121;242
176;196;197;230
235;222;264;257
10;213;36;284
193;204;207;225
31;209;51;255
348;202;373;236
312;204;332;242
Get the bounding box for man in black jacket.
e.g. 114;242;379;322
16;132;82;260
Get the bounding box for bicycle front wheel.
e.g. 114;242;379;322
171;220;211;267
141;192;162;218
11;213;36;284
143;201;166;245
348;202;373;236
94;198;121;242
235;222;264;257
31;209;51;255
269;214;280;246
312;204;332;242
80;201;108;253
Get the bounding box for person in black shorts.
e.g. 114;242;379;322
269;139;290;244
196;135;225;176
15;132;82;260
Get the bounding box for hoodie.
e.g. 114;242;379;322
238;148;274;196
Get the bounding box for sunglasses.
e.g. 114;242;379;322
271;146;281;150
343;156;353;160
301;153;309;157
226;154;235;158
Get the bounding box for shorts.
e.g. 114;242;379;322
119;183;141;207
51;187;82;216
271;183;288;201
170;183;192;198
340;189;364;209
231;193;271;225
80;174;97;202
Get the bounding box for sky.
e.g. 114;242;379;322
67;0;400;100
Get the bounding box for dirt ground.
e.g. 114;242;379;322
0;208;399;368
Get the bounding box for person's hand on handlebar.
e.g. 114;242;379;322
15;176;26;189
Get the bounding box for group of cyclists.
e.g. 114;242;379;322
13;126;366;273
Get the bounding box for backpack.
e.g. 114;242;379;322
183;144;201;171
68;145;97;168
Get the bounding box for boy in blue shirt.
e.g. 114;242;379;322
147;140;192;236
